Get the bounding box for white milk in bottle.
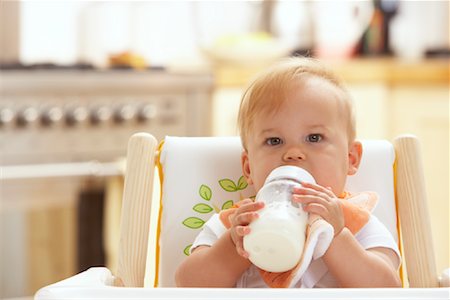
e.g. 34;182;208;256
243;166;315;272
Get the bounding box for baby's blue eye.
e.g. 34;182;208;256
265;137;282;146
306;134;322;143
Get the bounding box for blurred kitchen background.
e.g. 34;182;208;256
0;0;448;298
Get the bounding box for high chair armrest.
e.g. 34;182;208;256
439;268;450;287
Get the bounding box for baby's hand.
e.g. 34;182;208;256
229;199;264;258
292;182;344;237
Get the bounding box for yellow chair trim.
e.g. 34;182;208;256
393;155;406;287
153;139;165;287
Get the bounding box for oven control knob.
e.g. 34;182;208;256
114;105;136;123
0;107;15;126
41;106;63;126
66;106;88;126
91;106;112;124
138;103;156;122
17;107;39;126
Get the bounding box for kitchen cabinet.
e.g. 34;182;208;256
389;85;449;274
212;58;449;273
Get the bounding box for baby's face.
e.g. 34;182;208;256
241;76;362;195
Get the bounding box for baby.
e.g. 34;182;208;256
175;57;401;288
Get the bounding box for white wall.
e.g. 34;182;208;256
19;1;260;67
18;1;449;66
20;1;85;65
390;1;450;59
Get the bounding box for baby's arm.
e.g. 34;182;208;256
323;229;401;287
175;199;264;287
293;182;401;287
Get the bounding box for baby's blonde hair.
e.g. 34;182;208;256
238;57;356;150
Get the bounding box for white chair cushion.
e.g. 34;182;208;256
154;136;397;287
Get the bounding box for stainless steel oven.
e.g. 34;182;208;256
0;68;213;298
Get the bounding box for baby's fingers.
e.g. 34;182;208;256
302;202;327;216
232;211;259;226
235;225;251;237
237;201;265;214
293;194;329;207
296;182;335;198
234;239;249;258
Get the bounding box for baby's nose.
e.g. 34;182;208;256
283;148;305;161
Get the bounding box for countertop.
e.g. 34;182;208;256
213;58;449;87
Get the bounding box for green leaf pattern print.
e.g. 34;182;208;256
181;175;249;255
221;200;234;210
183;244;192;256
219;179;238;192
199;184;212;201
193;203;213;213
182;217;205;229
237;176;248;190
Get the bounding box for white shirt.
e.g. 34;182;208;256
191;213;401;288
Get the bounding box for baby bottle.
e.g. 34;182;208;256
243;166;315;272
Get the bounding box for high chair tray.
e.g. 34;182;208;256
35;268;449;300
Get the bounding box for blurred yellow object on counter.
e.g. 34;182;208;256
109;51;147;70
214;31;272;47
203;31;293;66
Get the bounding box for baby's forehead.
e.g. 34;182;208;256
254;75;345;114
248;78;350;135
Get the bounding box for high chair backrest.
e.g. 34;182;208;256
155;136;399;287
116;134;439;289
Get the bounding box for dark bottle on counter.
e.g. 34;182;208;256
357;0;399;56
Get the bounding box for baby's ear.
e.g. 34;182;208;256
241;150;253;185
348;141;363;175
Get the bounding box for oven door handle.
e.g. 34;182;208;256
1;160;124;180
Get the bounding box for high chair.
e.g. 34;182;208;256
35;133;449;299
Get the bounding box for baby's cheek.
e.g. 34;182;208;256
315;176;341;195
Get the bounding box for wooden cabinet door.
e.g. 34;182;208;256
390;85;449;273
